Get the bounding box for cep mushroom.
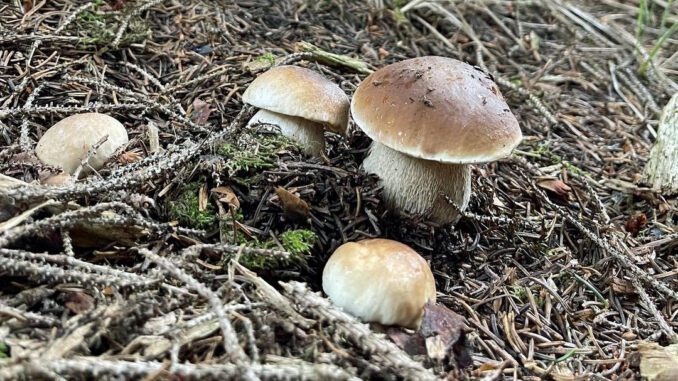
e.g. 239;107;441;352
351;56;522;224
242;65;350;156
35;113;129;177
322;238;436;329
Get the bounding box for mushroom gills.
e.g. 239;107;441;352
246;109;325;156
362;141;470;224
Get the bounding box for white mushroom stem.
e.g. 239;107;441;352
362;142;471;224
246;109;325;156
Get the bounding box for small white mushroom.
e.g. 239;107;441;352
242;65;349;156
322;238;436;329
35;113;129;176
351;56;523;224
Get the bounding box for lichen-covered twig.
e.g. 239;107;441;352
281;281;440;381
0;357;360;381
138;249;250;367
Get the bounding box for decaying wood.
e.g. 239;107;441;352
645;93;678;194
637;342;678;381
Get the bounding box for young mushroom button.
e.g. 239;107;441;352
351;56;522;224
35;113;129;177
322;238;436;330
242;65;350;157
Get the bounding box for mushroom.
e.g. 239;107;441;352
322;238;436;329
242;65;350;156
351;56;522;224
35;113;129;176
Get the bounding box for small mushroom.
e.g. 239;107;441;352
35;113;129;176
242;65;349;156
322;238;436;329
351;56;522;224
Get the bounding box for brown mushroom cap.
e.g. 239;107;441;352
242;65;349;134
351;56;522;164
322;238;436;329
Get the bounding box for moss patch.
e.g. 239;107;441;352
167;182;216;230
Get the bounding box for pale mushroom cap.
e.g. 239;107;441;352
322;238;437;329
351;56;522;164
35;113;129;175
242;65;350;134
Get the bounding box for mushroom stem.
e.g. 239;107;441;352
246;109;325;156
362;142;470;224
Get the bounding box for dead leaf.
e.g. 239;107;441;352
64;292;94;314
198;183;209;212
625;212;648;236
386;327;426;356
190;99;212;125
537;179;572;197
119;150;142;164
637;342;678;381
212;186;240;209
22;0;33;12
378;47;390;60
419;301;472;368
274;187;309;219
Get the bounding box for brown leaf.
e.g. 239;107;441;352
119;150;142;164
212;186;240;209
625;212;648;236
274;187;309;219
22;0;33;12
419;301;472;368
190;99;212;125
537;179;572;197
378;47;390;60
385;327;426;356
64;292;95;314
198;183;209;212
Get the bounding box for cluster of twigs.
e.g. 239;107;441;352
1;0;677;380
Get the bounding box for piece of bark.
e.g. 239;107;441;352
645;93;678;194
636;341;678;381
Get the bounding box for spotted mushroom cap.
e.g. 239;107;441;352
351;56;522;164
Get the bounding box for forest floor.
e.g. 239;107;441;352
1;0;677;380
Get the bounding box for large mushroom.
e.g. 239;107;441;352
351;56;522;224
322;238;436;329
242;65;350;156
35;113;129;177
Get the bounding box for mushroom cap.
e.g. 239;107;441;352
351;56;522;164
35;113;129;175
322;238;436;329
242;65;350;134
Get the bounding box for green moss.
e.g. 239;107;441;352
167;182;216;230
257;52;276;65
236;229;317;271
510;285;527;301
76;2;150;46
529;144;584;175
218;133;300;177
279;229;317;255
0;342;8;358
